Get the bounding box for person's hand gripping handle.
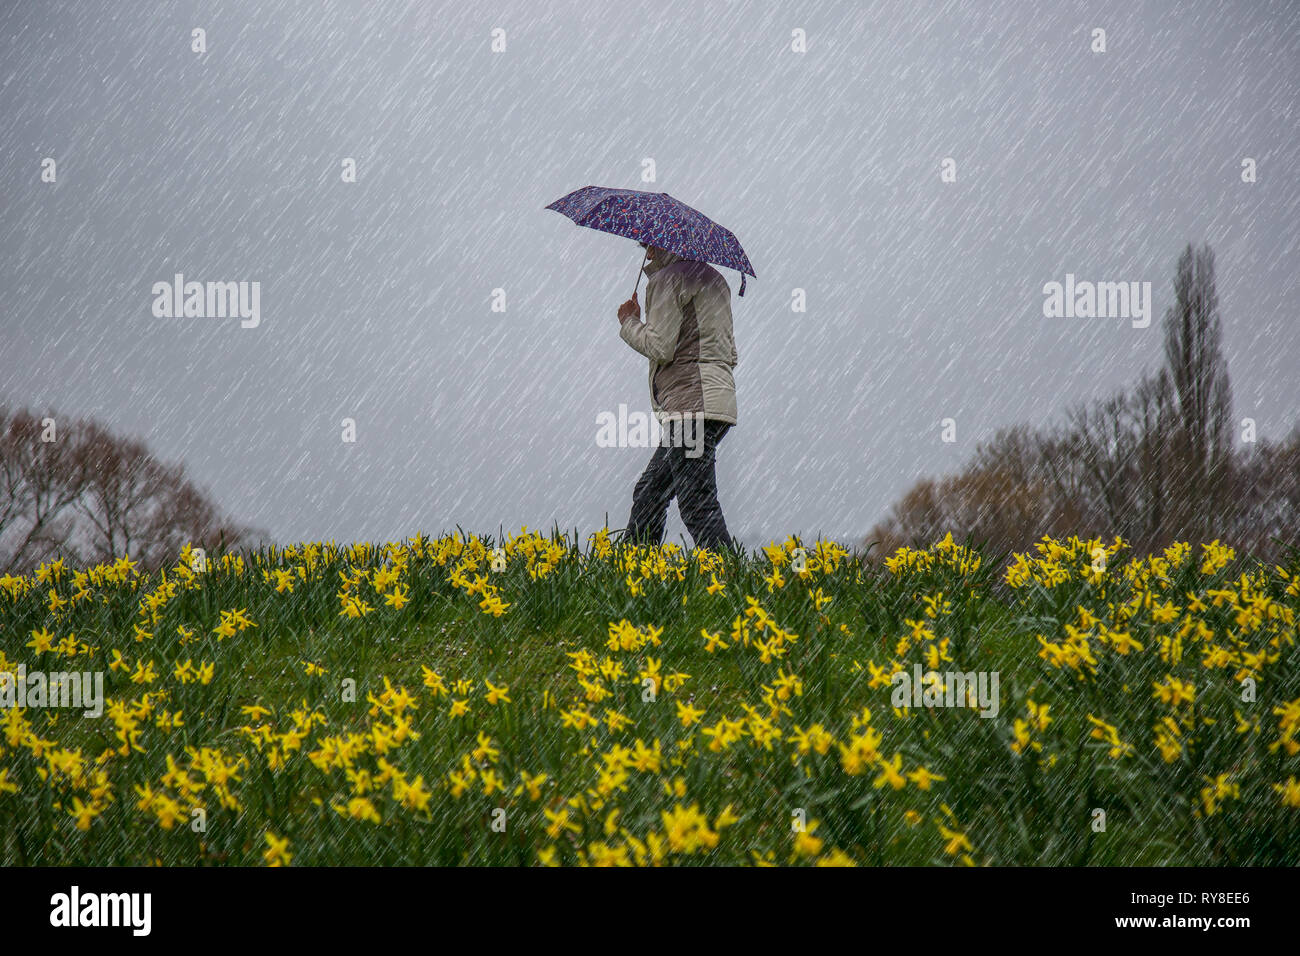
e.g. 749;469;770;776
618;291;641;326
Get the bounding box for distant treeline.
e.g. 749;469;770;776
868;243;1300;560
0;407;265;573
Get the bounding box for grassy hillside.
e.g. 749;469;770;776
1;530;1297;865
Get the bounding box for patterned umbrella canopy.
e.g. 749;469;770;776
545;185;755;296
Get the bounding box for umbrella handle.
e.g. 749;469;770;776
631;247;649;301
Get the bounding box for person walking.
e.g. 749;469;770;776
616;242;738;551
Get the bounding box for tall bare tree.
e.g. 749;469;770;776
1163;242;1233;537
867;243;1298;559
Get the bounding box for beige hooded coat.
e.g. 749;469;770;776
619;250;738;425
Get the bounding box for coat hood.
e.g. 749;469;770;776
642;248;687;278
642;247;747;296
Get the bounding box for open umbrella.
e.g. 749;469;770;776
545;185;755;297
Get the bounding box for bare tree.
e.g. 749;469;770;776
1228;425;1300;555
868;426;1069;558
0;404;264;572
865;243;1298;560
1129;369;1175;547
0;408;88;572
1163;243;1233;537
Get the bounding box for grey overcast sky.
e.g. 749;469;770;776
2;0;1297;549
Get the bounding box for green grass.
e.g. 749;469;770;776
1;532;1297;866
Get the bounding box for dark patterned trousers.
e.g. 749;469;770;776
625;417;734;550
